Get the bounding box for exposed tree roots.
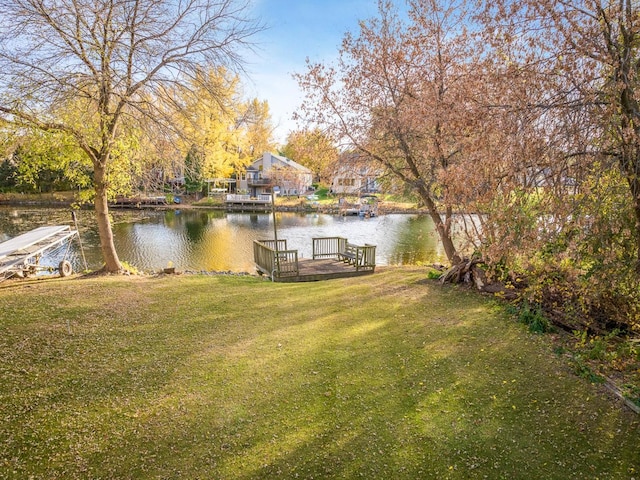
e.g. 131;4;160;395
439;258;516;297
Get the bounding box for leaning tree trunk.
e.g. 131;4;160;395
94;163;123;273
421;193;462;265
629;178;640;275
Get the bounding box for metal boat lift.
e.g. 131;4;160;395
0;225;79;280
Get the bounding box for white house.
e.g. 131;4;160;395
237;152;313;197
330;153;382;195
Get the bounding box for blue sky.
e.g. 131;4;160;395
245;0;379;144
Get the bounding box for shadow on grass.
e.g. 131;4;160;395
0;269;638;479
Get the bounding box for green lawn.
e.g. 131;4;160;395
1;268;638;479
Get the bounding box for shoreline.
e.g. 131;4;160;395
0;194;430;215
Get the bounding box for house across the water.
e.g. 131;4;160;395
235;152;313;198
330;152;382;196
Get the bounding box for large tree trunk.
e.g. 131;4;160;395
615;8;640;274
94;164;122;273
629;177;640;275
421;192;462;265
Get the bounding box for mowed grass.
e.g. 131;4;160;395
0;267;638;479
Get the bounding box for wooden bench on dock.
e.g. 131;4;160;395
336;241;376;272
338;242;362;265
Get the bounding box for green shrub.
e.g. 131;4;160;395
572;355;605;384
426;269;442;280
517;301;552;334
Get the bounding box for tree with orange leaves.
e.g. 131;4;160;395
296;0;487;265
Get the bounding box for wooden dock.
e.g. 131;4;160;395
225;194;271;211
110;195;168;207
254;237;376;282
271;257;375;282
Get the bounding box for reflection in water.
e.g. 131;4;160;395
184;211;209;242
387;215;441;265
0;206;457;273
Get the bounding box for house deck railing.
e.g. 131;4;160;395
247;177;272;186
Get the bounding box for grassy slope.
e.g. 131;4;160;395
0;267;638;479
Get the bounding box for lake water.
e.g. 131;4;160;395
0;206;452;274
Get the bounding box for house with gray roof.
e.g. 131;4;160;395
237;152;313;197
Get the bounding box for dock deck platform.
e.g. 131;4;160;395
254;237;376;283
266;257;375;282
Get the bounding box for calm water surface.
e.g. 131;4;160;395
0;206;452;273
